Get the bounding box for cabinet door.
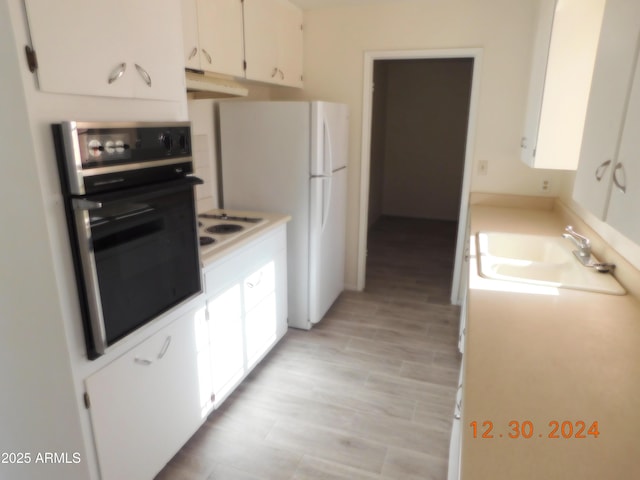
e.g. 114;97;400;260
181;0;202;70
521;0;605;169
24;0;131;98
127;0;186;100
276;0;304;87
207;280;245;406
243;0;280;83
85;304;209;480
197;0;245;77
244;247;288;367
24;0;185;101
604;50;640;243
573;1;640;218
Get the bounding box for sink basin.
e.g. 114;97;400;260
476;232;625;295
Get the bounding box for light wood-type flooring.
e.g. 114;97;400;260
156;216;462;480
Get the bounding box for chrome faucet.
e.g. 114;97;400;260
562;225;592;265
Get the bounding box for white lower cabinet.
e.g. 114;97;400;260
84;300;210;480
205;224;288;407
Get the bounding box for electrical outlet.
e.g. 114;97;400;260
541;179;551;192
478;160;488;176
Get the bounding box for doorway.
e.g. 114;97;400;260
357;49;482;304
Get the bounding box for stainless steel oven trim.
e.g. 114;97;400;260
72;199;108;354
61;121;86;195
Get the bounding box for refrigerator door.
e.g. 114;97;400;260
311;102;349;176
309;167;347;324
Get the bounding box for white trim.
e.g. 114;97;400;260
356;48;483;305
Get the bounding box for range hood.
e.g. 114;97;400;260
185;69;248;98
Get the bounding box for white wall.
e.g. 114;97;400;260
274;0;572;289
187;86;273;213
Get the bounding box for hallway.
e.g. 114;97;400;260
156;216;462;479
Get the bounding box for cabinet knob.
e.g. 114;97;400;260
134;63;152;87
613;163;627;193
108;62;127;85
134;357;153;366
158;336;172;359
594;159;612;181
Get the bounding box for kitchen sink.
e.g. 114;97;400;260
476;232;625;295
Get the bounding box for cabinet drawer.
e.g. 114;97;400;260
204;226;286;295
244;260;276;311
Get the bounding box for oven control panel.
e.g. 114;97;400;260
55;121;194;195
77;124;192;167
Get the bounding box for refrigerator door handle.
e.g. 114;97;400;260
323;118;334;176
321;175;332;232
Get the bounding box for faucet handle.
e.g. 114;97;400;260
565;225;590;243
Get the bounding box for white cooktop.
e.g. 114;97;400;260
197;209;267;256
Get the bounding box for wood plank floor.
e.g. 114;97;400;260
156;216;462;480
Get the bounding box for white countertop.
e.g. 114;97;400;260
462;203;640;479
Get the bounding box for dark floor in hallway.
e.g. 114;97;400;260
156;216;462;479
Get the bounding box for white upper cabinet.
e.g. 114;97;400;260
606;52;640;242
23;0;185;101
520;0;606;169
243;0;303;88
573;0;640;223
181;0;245;77
277;0;304;87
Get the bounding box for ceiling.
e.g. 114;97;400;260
289;0;413;10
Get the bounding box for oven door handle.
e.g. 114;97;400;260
72;199;103;211
73;176;203;209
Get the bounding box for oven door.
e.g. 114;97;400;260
71;177;202;357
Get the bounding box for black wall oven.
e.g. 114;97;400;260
53;121;202;359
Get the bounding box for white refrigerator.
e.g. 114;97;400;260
219;101;348;330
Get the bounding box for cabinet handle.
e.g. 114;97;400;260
271;67;278;78
134;63;152;87
520;137;527;149
246;271;263;289
613;163;627;193
201;49;212;64
134;357;153;366
107;62;127;84
594;159;612;181
188;46;198;61
157;336;172;359
279;69;284;80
